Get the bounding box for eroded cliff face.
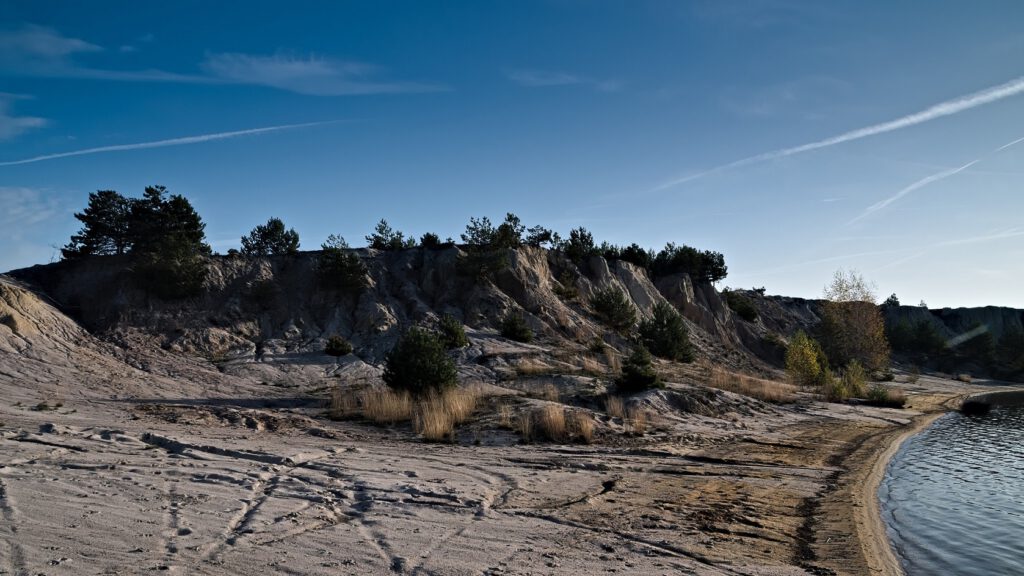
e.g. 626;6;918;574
8;247;786;383
885;303;1024;340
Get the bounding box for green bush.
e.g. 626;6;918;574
785;331;830;387
325;335;353;357
617;346;662;393
240;217;299;256
841;360;867;398
561;227;598;264
552;270;579;301
499;311;533;343
590;286;637;333
133;245;208;299
316;235;368;293
382;327;457;395
722;289;758;322
638;302;694;362
366;219;415;250
865;383;907;408
438;314;469;349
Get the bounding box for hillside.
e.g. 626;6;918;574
0;248;1013;576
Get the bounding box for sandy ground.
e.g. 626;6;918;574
0;369;986;576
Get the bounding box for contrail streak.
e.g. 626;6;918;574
848;133;1024;224
651;75;1024;192
848;160;980;225
0;121;337;166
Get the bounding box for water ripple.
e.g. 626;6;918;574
880;404;1024;576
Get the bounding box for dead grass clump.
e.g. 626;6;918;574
516;357;554;377
568;411;595;444
539;383;560;402
361;389;413;424
579;355;605;377
707;367;797;404
413;387;482;442
605;347;621;374
518;411;534;442
625;406;648;436
957;373;973;383
497;401;514;429
605;395;625;418
535;404;568;442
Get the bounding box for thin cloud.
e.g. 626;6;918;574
1;24;443;95
937;227;1024;247
0;94;47;140
506;69;621;92
651;75;1024;192
0;187;61;228
849;133;1024;224
0;121;339;167
201;52;446;95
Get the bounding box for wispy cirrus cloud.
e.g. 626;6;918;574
652;75;1024;192
0;24;442;95
506;69;621;92
848;133;1024;224
201;52;445;96
0;93;47;141
0;121;339;167
0;186;62;228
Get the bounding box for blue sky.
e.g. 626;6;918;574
1;1;1023;307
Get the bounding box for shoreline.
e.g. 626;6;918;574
852;386;1024;576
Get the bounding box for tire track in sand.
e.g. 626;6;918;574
0;477;28;576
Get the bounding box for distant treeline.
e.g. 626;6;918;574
60;188;729;299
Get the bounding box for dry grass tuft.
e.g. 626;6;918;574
625;406;648;435
518;411;534;442
535;404;568;442
361;389;413;424
497;401;514;429
707;367;797;404
413;387;482;442
539;383;560;402
568;411;595;444
605;395;625;419
605;348;621;374
957;373;973;383
579;355;606;377
329;386;360;419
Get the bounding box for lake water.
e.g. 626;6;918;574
879;403;1024;575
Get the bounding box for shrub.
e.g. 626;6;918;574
590;286;637;333
240;217;299;256
419;232;440;249
499;311;533;343
325;334;353;357
639;302;694;362
822;375;849;402
366;219;415;250
617;346;661;393
865;384;907;408
316;235;368;293
722;289;758;322
552;270;579;301
133;246;208;299
650;243;727;283
785;331;830;387
438;314;469;349
818;269;890;372
383;327;458;395
841;360;868;399
561;227;598;264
